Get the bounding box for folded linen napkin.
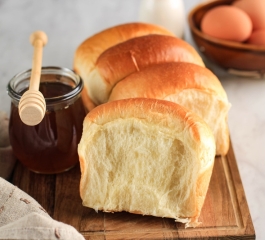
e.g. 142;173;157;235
0;178;85;240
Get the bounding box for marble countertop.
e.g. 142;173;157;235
0;0;263;238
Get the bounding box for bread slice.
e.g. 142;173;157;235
78;98;215;228
109;62;231;155
74;22;175;111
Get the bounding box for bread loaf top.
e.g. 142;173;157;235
74;23;174;111
73;23;205;109
109;62;226;101
85;98;210;142
82;34;205;105
73;22;174;85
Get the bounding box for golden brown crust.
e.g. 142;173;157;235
79;155;86;200
81;86;96;112
74;22;176;110
96;35;205;89
195;163;214;221
109;62;227;101
74;22;174;75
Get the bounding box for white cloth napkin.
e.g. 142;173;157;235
0;111;85;240
0;177;85;240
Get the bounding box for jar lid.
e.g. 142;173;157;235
7;66;84;110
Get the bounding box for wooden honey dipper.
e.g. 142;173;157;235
18;31;48;126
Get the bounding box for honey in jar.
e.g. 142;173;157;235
7;67;86;174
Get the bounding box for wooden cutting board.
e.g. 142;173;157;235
11;140;255;239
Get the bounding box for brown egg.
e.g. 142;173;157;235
247;30;265;46
201;5;252;42
233;0;265;30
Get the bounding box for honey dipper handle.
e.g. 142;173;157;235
29;31;48;90
18;31;48;126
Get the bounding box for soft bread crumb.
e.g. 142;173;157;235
78;98;215;227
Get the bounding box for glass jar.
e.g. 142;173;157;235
7;67;86;174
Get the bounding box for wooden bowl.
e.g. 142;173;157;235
188;0;265;77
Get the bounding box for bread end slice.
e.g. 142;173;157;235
78;98;215;227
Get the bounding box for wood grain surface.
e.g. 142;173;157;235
11;141;255;239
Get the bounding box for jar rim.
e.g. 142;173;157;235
7;66;83;105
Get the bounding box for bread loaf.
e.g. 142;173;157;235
109;62;231;155
78;98;215;228
74;23;205;109
74;22;175;111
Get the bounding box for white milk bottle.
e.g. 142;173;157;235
139;0;186;39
